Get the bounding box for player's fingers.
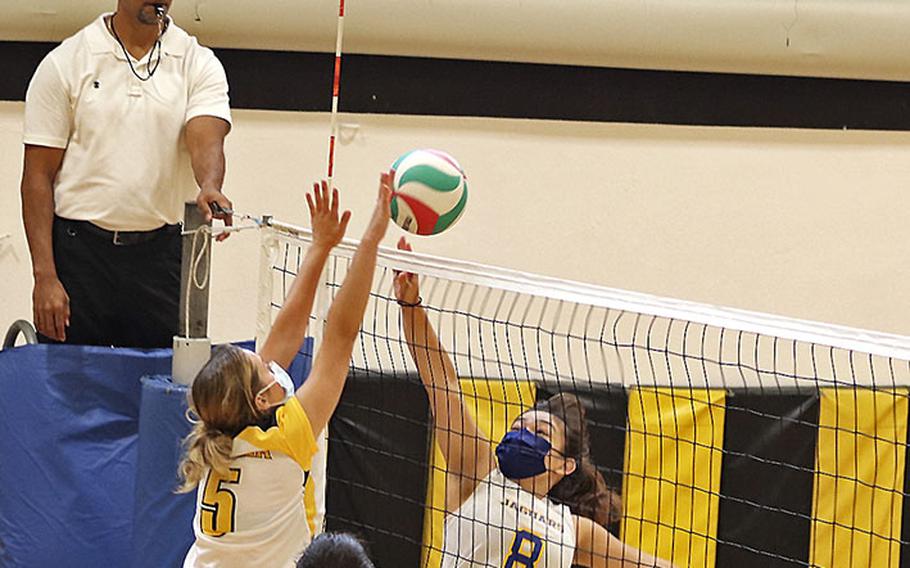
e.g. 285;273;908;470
321;180;329;209
393;240;404;275
306;192;315;216
395;270;416;295
379;180;392;204
313;182;322;211
395;238;414;280
404;240;415;282
331;188;340;216
339;210;351;233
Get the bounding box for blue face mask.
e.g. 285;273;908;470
495;428;552;480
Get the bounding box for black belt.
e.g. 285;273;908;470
57;217;180;246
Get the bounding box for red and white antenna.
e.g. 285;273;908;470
326;0;346;188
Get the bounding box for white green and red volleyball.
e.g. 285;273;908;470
390;149;468;236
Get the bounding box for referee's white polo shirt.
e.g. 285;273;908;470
24;13;232;231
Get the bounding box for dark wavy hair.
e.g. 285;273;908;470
535;392;622;528
297;532;375;568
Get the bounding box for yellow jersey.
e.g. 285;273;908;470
183;396;318;568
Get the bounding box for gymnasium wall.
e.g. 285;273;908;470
2;100;910;341
5;0;910;82
2;1;910;348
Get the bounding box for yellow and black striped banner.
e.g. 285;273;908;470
421;379;537;568
622;388;726;567
398;380;910;568
810;389;908;568
715;394;819;566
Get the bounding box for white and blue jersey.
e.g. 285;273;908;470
443;468;576;567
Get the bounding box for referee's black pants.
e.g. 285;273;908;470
37;216;182;348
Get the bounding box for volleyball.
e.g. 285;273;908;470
390;149;468;236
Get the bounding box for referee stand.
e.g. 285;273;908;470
173;202;213;385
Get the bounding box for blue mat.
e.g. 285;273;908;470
0;340;312;568
131;375;196;568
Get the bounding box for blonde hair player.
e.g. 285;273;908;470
177;173;393;568
394;237;676;568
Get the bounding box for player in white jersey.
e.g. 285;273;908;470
394;238;676;568
177;173;393;568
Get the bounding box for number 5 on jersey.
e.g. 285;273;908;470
200;467;241;537
504;530;543;568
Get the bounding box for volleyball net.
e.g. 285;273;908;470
257;219;910;568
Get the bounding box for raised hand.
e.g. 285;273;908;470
393;236;420;306
362;169;394;245
307;180;352;249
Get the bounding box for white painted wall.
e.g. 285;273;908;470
2;100;909;342
5;1;910;81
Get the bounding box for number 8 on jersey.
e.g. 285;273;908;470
505;530;544;568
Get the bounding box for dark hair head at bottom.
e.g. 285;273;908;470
296;532;375;568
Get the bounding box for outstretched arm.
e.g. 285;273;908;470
295;171;392;435
186;116;233;241
574;516;676;568
395;237;495;506
260;181;350;370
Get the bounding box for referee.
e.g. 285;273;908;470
20;0;233;348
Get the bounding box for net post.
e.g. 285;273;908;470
172;202;212;385
178;202;211;338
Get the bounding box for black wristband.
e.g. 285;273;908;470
397;296;422;307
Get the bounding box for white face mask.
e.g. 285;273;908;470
256;361;295;407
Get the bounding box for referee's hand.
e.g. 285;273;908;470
33;275;70;342
196;188;233;241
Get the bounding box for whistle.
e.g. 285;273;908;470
154;4;166;20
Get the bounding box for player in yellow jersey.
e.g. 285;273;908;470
177;172;393;568
394;237;676;568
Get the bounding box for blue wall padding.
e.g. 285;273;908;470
0;344;171;568
129;340;312;568
0;340;313;568
130;375;195;568
287;338;313;389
